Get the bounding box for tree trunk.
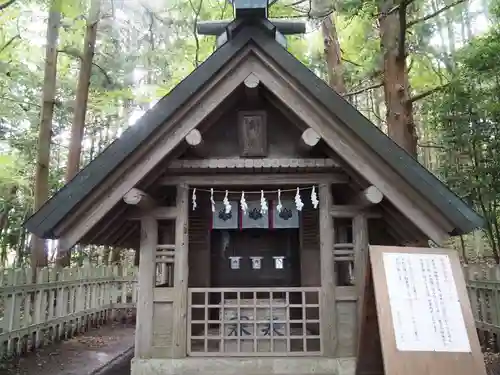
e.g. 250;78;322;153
321;14;346;95
31;0;63;271
0;186;16;239
58;0;101;267
378;1;417;156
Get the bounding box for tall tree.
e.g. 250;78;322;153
31;0;63;269
377;1;418;156
321;13;346;94
58;0;102;267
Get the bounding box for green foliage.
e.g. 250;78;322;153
0;0;494;266
425;13;500;260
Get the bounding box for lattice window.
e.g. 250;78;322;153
155;244;174;287
187;288;321;356
335;221;354;286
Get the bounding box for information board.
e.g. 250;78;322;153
356;246;487;375
383;253;471;352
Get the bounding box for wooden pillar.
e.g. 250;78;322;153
135;215;157;358
318;183;337;357
171;184;189;358
353;213;368;351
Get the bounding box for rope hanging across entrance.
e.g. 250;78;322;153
186;185;320;214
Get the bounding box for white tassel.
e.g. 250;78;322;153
295;187;304;211
260;190;268;214
192;188;197;211
276;189;283;213
223;190;231;214
210;188;215;213
240;191;248;215
311;186;319;209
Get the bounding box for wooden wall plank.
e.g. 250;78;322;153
161;173;348;186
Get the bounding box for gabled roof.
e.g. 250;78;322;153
25;18;483;240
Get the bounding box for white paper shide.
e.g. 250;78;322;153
383;252;471;352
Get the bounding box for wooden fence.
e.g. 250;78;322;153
464;264;500;351
1;261;500;359
0;265;138;358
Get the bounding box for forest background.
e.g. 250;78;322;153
0;0;498;269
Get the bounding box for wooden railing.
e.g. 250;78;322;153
0;265;137;358
187;287;322;356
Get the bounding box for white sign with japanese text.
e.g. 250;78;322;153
383;252;471;352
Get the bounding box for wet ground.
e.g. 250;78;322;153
0;323;135;375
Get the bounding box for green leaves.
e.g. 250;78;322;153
424;13;500;260
0;153;32;197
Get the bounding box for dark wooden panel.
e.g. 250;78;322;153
188;200;211;287
211;229;300;287
300;204;320;286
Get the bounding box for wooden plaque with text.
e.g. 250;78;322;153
356;246;486;375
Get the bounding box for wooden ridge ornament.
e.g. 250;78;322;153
356;246;486;375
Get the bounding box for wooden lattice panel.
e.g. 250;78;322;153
187;287;322;356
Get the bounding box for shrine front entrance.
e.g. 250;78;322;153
210;228;301;288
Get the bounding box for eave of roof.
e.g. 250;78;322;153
245;26;484;235
25;19;483;240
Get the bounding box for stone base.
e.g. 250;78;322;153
131;357;356;375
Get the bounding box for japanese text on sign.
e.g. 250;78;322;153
383;252;471;352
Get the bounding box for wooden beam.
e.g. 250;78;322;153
299;128;321;151
318;184;337;357
113;223;138;247
104;221;134;244
382;205;427;243
330;205;382;219
85;205;128;243
135;215;157;358
348;186;383;208
185;129;202;147
127;206;177;220
159;173;349;186
171;183;189;358
123;188;156;211
244;73;259;100
184;129;206;157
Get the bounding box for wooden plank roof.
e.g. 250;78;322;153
25;18;483;240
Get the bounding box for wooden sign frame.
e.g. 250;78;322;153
356;246;486;375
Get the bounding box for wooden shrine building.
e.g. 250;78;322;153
26;2;483;375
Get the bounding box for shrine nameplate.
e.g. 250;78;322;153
238;110;267;157
356;246;486;375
